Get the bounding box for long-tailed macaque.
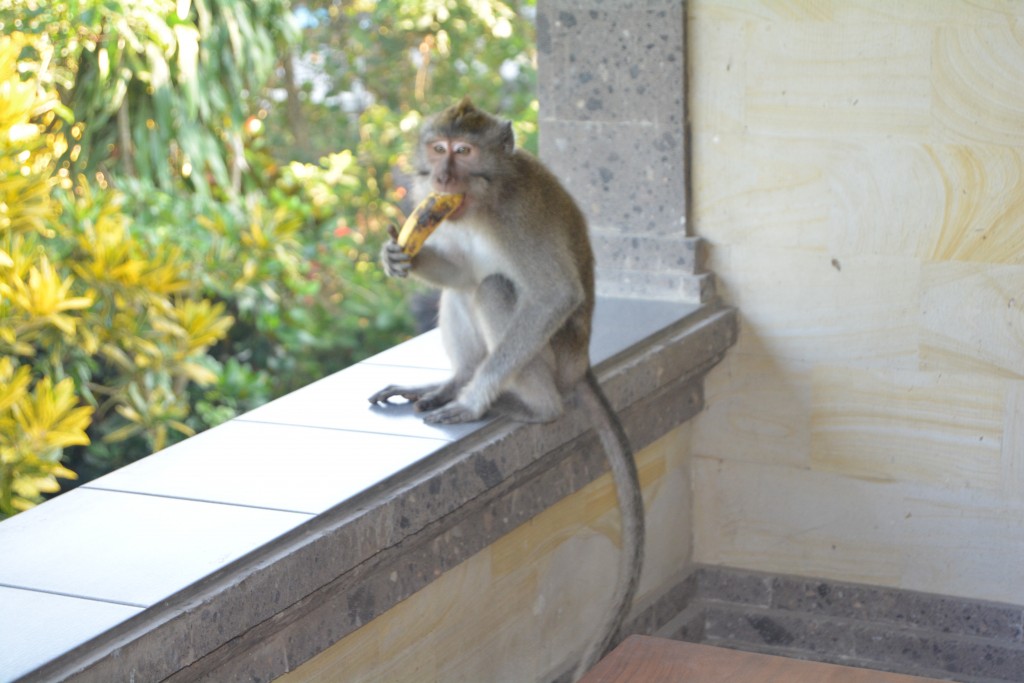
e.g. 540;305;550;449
368;98;643;680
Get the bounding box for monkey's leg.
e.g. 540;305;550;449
425;276;563;424
487;339;564;423
369;291;482;410
488;367;563;423
412;290;486;414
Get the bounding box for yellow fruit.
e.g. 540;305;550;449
397;192;465;256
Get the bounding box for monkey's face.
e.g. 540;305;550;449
413;100;516;219
415;137;488;219
424;138;479;191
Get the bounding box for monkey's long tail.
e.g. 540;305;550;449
571;367;646;682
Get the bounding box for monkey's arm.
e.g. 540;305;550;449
407;243;477;289
484;280;583;380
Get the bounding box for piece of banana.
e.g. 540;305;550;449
396;192;465;256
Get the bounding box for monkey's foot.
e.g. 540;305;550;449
408;381;462;413
368;385;429;406
423;402;484;424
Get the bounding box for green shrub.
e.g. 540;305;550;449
0;33;234;516
1;31;89;514
1;1;538;516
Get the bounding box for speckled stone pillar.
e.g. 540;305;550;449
537;0;712;302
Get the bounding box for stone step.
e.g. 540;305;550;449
626;566;1024;683
701;601;1024;683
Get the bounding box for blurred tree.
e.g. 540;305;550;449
0;31;234;516
262;0;537;163
2;0;298;196
0;0;538;514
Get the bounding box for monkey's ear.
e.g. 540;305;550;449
500;121;515;154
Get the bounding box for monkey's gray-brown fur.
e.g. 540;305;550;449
368;99;644;680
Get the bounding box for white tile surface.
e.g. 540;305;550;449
361;328;450;369
0;488;309;606
0;586;141;681
592;297;700;364
0;295;702;679
240;362;485;440
85;420;447;513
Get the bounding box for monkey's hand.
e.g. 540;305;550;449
369;384;431;405
381;224;412;278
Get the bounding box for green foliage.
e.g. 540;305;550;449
0;32;89;514
0;1;538;516
0;358;91;515
0;31;235;516
3;0;298;195
264;0;537;179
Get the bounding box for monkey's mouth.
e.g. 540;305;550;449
444;194;469;221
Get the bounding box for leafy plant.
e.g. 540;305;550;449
2;0;298;196
265;0;537;164
0;32;234;516
0;358;91;515
0;31;87;516
0;1;538;516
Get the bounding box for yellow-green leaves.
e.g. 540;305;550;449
0;33;64;240
104;381;194;453
9;374;93;455
174;299;234;360
1;254;94;339
0;359;91;516
0;32;234;517
70;184;189;297
0;34;88;516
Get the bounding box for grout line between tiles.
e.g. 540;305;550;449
77;485;322;517
230;416;463;441
0;582;148;609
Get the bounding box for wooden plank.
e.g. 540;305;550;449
580;636;947;683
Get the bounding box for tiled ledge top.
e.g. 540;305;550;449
0;297;725;682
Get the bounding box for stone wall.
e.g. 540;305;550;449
276;426;696;683
538;0;712;302
688;0;1024;604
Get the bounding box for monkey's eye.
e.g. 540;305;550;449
432;143;447;154
454;144;473;155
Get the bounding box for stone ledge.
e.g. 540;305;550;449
597;268;715;304
5;300;737;682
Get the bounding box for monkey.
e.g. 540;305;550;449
367;98;644;680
